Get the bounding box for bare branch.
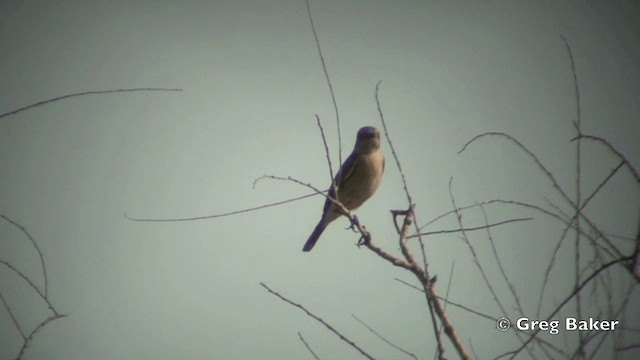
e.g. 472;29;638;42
409;217;532;239
572;134;639;184
374;85;469;359
536;162;626;318
254;175;353;219
434;262;456;360
563;33;587;358
616;344;640;352
298;332;321;360
0;259;52;310
352;314;418;360
15;313;68;360
364;240;412;269
375;83;430;281
421;198;610;256
585;283;637;360
375;81;411;206
124;116;345;224
315;115;336;198
125;192;318;222
304;0;342;172
448;179;533;358
459;132;574;207
260;283;376;360
419;199;557;234
425;275;471;360
543;196;620;259
507;256;632;359
394;277;498;322
634;211;640;280
478;205;525;318
0;292;26;340
1;214;48;297
0;87;182;119
1;216;67;360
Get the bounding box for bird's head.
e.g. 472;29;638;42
355;126;381;153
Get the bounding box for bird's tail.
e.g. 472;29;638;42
303;221;326;252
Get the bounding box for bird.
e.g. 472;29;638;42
303;126;385;252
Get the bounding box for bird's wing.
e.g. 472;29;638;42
334;150;360;190
322;150;360;213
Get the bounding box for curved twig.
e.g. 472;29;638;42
1;214;48;297
0;87;182;119
125;191;318;222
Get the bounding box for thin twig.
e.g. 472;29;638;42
543;196;619;259
1;217;67;360
0;292;26;340
469;340;480;360
254;175;351;217
393;208;449;360
586;283;636;360
563;34;586;358
315;115;336;197
572;134;639;184
409;217;532;239
304;0;342;174
419;199;552;233
478;205;525;317
616;344;640;352
374;83;430;283
434;262;456;360
436;199;601;247
125;191;318;222
633;211;640;280
459;132;616;252
298;332;321;360
448;179;533;359
0;214;48;297
15;314;68;360
260;283;375;360
536;161;625;318
273;167;366;257
506;256;632;359
0;260;53;311
0;87;182;119
394;278;497;321
352;314;418;360
375;83;469;359
396;279;568;359
459;132;572;205
424;272;470;360
375;81;411;206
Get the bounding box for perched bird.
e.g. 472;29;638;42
303;126;385;252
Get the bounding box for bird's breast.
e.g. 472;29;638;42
337;150;384;211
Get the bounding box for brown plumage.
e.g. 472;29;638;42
303;126;385;252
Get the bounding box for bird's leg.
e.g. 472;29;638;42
346;214;359;232
357;227;372;247
345;215;372;247
343;215;370;247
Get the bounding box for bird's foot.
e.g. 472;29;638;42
346;214;360;232
357;230;371;248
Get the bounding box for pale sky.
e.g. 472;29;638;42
1;1;639;359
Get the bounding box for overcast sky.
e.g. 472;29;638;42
1;1;639;359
